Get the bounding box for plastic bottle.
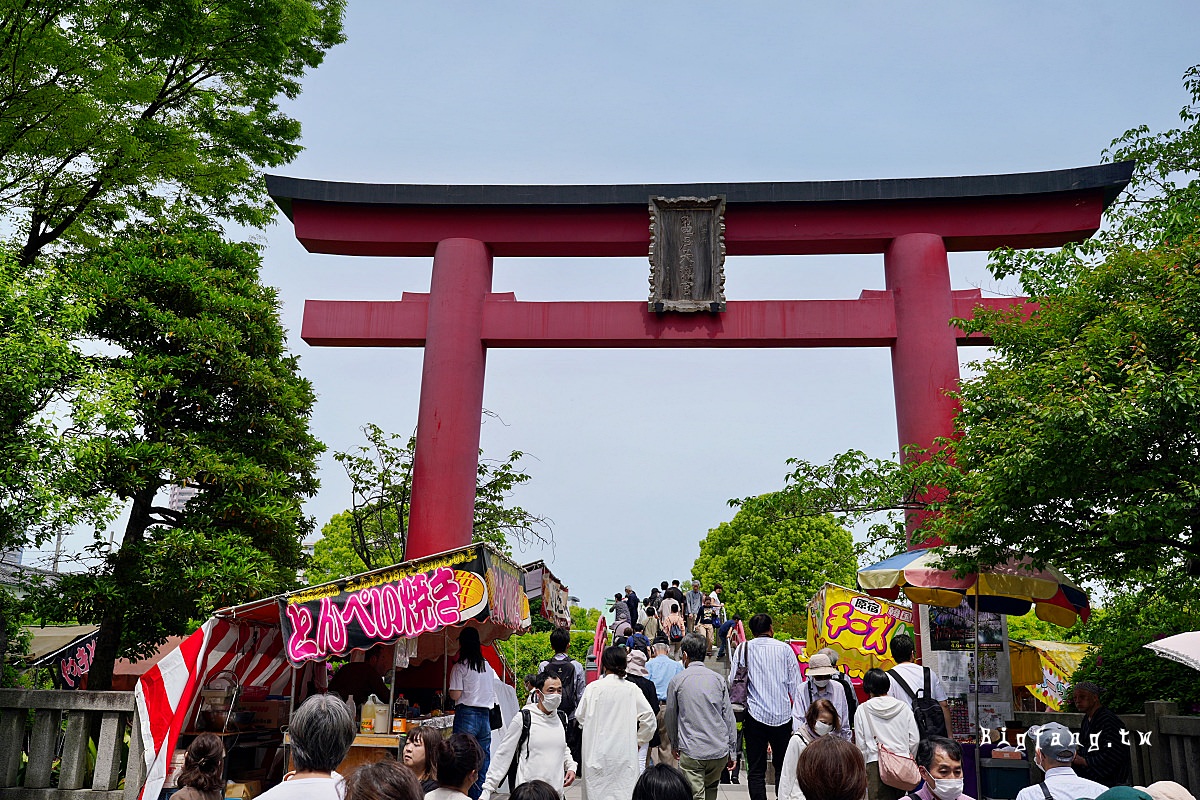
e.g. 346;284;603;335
393;694;408;733
368;693;389;734
359;696;375;733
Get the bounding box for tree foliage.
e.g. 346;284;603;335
323;423;553;571
1068;582;1200;714
0;0;345;265
495;623;595;685
32;221;324;688
691;494;856;626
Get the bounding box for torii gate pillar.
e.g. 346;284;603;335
407;238;492;559
886;233;959;544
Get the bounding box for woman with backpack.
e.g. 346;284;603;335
853;669;920;800
778;699;840;800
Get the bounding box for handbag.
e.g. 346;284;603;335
729;640;750;722
490;703;503;729
865;709;920;790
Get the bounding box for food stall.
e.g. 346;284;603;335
135;543;532;800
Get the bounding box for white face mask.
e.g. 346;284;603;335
540;693;563;712
929;778;963;800
813;677;830;688
814;721;833;736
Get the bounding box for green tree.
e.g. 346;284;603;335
0;0;345;266
692;494;856;627
33;221;324;689
306;511;367;584
1068;584;1200;713
321;423;552;570
1005;609;1086;644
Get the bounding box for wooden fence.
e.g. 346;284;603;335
1014;702;1200;793
0;689;144;800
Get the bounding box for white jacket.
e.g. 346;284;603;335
853;696;919;765
479;702;577;800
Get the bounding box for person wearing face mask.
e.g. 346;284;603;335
911;737;973;800
778;698;840;800
1014;722;1107;800
795;653;853;740
478;673;577;800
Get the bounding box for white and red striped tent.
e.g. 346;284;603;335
135;544;533;800
135;607;291;800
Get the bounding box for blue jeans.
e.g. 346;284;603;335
452;704;492;799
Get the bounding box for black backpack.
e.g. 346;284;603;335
543;656;580;717
668;621;684;643
836;672;859;726
888;666;948;739
505;708;570;791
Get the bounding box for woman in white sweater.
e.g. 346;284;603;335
853;669;920;800
779;698;840;800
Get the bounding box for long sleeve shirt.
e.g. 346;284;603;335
794;678;853;739
728;636;802;727
685;590;704;616
479;703;576;800
1078;707;1132;787
665;662;738;762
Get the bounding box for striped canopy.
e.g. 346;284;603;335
858;549;1090;627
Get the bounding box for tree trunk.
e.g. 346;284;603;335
87;487;154;690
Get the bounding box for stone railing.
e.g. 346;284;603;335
0;689;145;800
1013;702;1199;792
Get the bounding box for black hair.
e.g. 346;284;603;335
672;579;680;586
749;613;773;636
863;668;891;697
633;623;644;633
534;671;565;692
890;633;915;662
549;627;570;654
633;764;693;800
523;673;536;688
457;626;485;673
601;645;627;677
661;581;669;590
615;592;624;601
436;733;484;789
510;780;560;800
614;635;628;648
916;736;962;769
681;633;708;663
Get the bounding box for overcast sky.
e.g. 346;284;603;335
32;1;1200;611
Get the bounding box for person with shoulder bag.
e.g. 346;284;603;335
853;669;920;800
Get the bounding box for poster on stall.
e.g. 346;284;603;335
280;544;531;665
806;584;914;678
968;650;1002;694
974;701;1012;732
928;598;1004;651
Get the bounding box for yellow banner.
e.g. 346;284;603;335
1025;640;1090;711
807;584;914;678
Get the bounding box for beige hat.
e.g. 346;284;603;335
626;649;649;677
1142;783;1197;800
805;653;838;678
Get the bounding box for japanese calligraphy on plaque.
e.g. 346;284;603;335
648;195;726;312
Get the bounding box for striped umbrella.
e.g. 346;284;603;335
858;548;1091;626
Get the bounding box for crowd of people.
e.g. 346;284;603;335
172;596;1191;800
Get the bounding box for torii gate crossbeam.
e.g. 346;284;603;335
269;163;1132;560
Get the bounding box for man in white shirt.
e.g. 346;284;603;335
478;674;577;800
728;613;802;800
1014;722;1108;800
886;633;953;738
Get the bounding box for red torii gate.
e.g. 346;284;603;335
268;163;1132;560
